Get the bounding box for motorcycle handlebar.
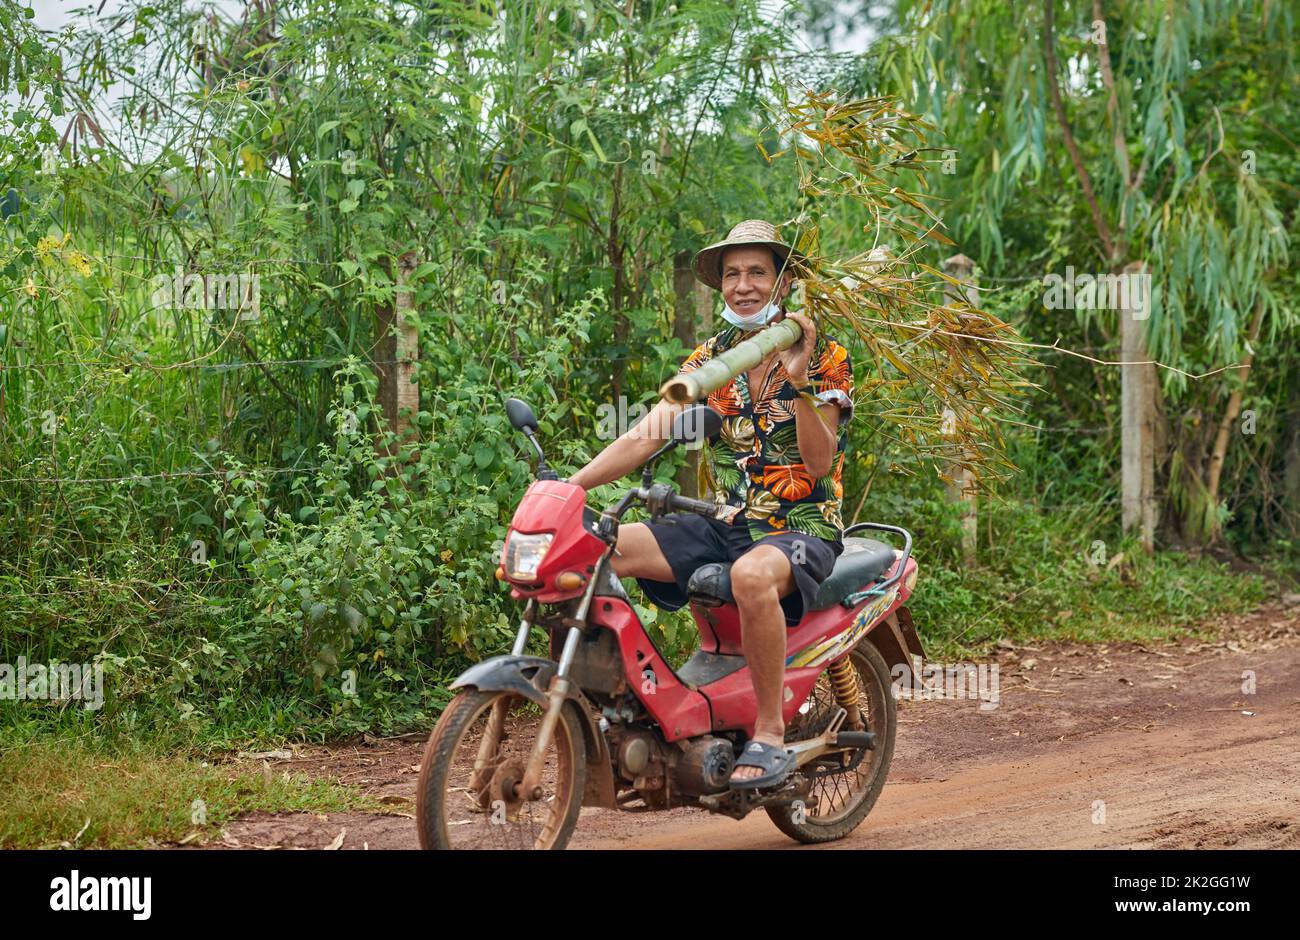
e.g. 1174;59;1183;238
666;492;720;517
593;483;719;544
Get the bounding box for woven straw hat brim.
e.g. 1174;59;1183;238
692;220;809;290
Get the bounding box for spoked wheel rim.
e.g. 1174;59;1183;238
787;650;890;825
419;690;583;850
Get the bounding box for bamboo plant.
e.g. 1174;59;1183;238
663;89;1034;491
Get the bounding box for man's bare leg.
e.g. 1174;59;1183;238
727;545;796;782
607;522;675;582
610;528;794;782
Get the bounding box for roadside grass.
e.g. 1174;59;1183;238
911;505;1277;660
0;735;383;849
636;532;1276;667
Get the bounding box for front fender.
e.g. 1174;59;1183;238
450;655;555;706
448;654;617;809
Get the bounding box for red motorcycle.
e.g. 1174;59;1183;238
416;398;925;849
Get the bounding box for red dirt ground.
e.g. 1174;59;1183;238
201;602;1300;850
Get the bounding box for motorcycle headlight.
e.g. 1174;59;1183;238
503;532;554;581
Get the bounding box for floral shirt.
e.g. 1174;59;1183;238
677;323;855;544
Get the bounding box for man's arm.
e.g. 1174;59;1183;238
792;397;840;478
777;312;845;479
568;399;686;490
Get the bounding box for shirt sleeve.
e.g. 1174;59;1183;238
677;335;715;375
812;339;854;427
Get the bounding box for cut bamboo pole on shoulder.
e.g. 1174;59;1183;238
658;318;803;404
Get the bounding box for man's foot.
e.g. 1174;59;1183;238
729;734;796;789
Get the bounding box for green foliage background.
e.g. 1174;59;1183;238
0;0;1294;748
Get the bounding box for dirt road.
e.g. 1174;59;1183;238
211;603;1300;850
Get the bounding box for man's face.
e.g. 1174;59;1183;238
720;245;793;316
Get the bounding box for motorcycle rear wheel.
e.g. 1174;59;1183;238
766;641;896;843
416;688;586;850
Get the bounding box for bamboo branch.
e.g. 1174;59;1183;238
659;319;802;403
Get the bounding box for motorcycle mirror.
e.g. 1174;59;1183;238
670;404;722;445
505;397;539;434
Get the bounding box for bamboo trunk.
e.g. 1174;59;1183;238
658;318;802;403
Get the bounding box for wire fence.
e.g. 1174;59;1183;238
0;345;1129;372
0;353;651;373
0;456;1122;489
0;465;324;485
8;245;1216;376
0;246;1197;497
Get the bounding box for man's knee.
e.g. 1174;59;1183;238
730;547;791;604
609;523;641;577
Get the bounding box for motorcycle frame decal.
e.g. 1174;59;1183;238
785;586;899;669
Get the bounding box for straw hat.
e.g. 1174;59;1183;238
692;219;810;291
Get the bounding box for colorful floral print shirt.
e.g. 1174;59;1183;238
677;323;855;544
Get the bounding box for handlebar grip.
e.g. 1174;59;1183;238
667;493;719;517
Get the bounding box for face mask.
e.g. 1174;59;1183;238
721;300;781;331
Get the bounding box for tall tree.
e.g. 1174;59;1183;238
873;0;1295;546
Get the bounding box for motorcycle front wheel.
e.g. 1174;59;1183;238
416;689;586;850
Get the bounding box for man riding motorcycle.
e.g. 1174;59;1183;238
568;219;855;789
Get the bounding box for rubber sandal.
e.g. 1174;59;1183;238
729;739;797;790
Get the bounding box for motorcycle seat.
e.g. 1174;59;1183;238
810;538;898;609
686;537;898;611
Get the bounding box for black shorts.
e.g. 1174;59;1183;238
632;512;843;627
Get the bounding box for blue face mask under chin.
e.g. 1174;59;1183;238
721;300;781;331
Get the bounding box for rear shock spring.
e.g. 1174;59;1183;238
827;656;862;728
